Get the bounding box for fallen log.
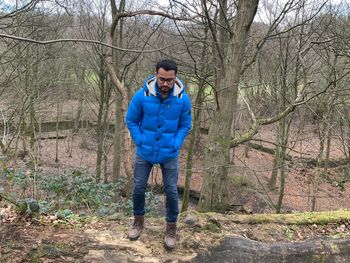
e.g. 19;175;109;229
207;210;350;225
39;135;67;140
246;142;292;160
195;235;350;263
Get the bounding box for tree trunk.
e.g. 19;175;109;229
268;141;280;191
121;98;133;195
198;0;259;212
112;93;122;181
29;96;36;153
340;113;350;161
74;70;84;134
107;0;132;195
55;101;61;163
110;0;127;183
311;119;326;211
102;83;112;182
324;117;332;174
273;33;294;211
104;152;108;183
181;24;209;212
13;104;26;164
96;72;106;183
181;78;205;212
275;121;287;213
339;118;348;160
37;117;41;164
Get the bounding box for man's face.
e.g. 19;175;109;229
156;68;176;94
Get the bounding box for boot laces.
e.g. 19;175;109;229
167;224;176;237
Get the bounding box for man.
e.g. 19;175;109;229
126;59;192;249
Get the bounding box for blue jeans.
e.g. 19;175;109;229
132;154;179;223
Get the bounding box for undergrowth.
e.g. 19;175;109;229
0;167;160;218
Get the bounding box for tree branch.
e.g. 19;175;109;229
110;9;193;35
229;79;311;148
230;65;350;149
0;34;202;53
0;0;39;19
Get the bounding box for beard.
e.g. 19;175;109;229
159;86;171;93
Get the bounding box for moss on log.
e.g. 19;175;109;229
228;210;350;225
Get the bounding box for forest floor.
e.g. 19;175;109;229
27;122;350;213
1;123;350;262
2;207;350;262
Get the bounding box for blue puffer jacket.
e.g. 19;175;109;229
126;75;192;164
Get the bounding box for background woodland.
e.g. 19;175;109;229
1;0;350;218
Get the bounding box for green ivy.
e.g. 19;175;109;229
1;167;160;218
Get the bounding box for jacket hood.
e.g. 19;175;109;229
143;76;184;97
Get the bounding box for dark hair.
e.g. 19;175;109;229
156;59;177;74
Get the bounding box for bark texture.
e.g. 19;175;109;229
198;0;259;212
195;236;350;263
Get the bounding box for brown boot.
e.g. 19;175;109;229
164;222;177;250
128;215;144;241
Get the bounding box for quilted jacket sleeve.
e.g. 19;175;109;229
174;94;192;150
126;90;143;146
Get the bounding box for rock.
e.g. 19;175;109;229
203;221;221;233
195;236;350;263
98;207;110;217
106;213;124;221
145;225;163;236
55;211;64;220
63;209;73;217
29;200;40;213
241;204;253;214
49;215;57;221
182;237;200;249
202;217;222;233
183;214;198;226
78;211;87;217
